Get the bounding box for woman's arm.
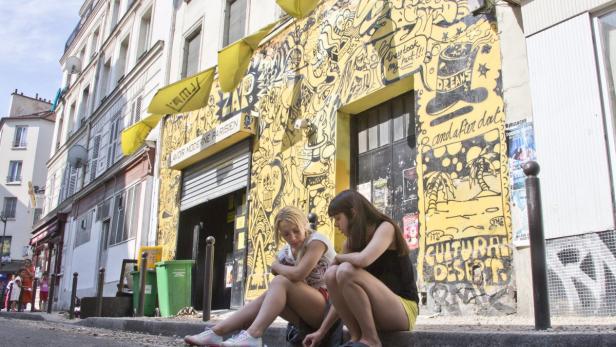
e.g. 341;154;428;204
335;221;395;268
271;240;326;282
303;306;339;347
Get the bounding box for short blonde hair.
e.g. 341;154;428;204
274;206;314;260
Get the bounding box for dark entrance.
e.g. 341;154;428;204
177;189;247;310
352;92;420;264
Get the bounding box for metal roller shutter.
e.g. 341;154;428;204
180;140;250;211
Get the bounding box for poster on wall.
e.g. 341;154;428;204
357;182;372;201
505;119;536;247
403;213;419;250
373;178;389;213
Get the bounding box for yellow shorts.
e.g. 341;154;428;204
400;297;419;331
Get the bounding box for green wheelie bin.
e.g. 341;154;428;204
155;260;194;317
131;269;158;316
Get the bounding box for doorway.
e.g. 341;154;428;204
177;189;245;310
352;92;420;263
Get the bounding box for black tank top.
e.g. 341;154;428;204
365;249;419;303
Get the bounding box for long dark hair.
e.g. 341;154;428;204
328;190;409;256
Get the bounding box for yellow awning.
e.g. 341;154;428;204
120;113;163;156
147;67;215;115
218;22;278;93
276;0;319;19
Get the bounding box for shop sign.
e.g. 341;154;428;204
169;113;256;169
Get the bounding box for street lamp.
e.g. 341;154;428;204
0;214;7;271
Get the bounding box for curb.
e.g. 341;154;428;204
2;311;616;346
0;311;45;321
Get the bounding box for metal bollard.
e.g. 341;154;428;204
192;224;200;307
69;272;78;319
136;252;148;317
96;268;105;317
47;274;56;314
31;278;38;312
202;236;215;322
308;213;318;230
524;161;552;330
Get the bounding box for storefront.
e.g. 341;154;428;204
167;113;256;309
30;212;67;305
157;0;512;314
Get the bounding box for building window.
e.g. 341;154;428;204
109;183;141;246
137;7;152;58
130;95;142;125
68;102;77;135
223;0;247;46
107;115;121;167
182;27;201;78
115;36;130;85
89;135;101;181
79;86;90;126
91;28;100;58
110;0;120;30
33;208;42;226
100;58;111;101
3;197;17;219
74;210;94;248
13;126;27;148
0;236;11;258
7;161;22;183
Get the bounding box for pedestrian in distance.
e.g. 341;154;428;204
9;270;23;312
184;206;336;347
1;275;12;311
303;190;419;347
20;259;34;310
39;272;49;312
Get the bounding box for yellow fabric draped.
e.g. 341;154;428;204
147;67;215;115
276;0;319;19
120;113;163;156
218;22;278;93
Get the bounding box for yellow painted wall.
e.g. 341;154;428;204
157;0;512;313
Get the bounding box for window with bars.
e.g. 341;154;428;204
2;197;17;218
12;126;27;148
7;161;22;183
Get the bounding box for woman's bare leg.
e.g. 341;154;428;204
325;265;361;341
336;262;409;347
246;275;326;338
210;292;267;335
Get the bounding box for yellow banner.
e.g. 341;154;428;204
276;0;319;18
120;113;163;156
147;67;215;114
218;22;277;93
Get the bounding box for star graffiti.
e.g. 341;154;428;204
478;63;490;78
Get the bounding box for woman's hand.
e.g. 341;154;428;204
271;260;280;276
303;329;324;347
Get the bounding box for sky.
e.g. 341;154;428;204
0;0;83;116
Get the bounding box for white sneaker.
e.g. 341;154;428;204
221;330;263;347
184;329;224;346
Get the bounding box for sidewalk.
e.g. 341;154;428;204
1;310;615;346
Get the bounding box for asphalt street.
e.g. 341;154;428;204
0;317;187;347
